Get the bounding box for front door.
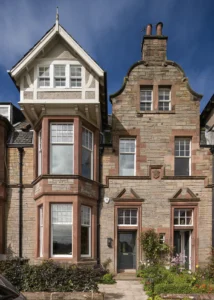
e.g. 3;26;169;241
118;231;136;270
174;230;191;269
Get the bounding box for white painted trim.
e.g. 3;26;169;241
20;77;24;102
81;65;86;99
95;77;99;102
19;99;100;104
10;24;104;79
33;66;37;100
26;72;32;87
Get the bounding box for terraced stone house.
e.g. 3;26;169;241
0;20;213;273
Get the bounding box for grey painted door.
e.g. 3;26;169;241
118;231;136;270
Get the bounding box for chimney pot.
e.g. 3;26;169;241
156;22;163;35
146;24;152;35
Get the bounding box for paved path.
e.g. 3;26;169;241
99;280;148;300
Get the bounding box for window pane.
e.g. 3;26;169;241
52;224;72;255
39;206;43;257
119;154;134;175
118;209;137;225
54;65;65;76
39;78;50;87
55;78;66;87
82;147;92;179
51;145;73;174
81;206;91;226
175;158;189;176
81;226;90;255
52;204;72;256
140;102;152;111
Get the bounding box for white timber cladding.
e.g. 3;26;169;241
20;59;98;102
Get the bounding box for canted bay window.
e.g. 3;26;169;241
70;65;82;87
158;87;171;111
81;206;91;256
118;209;138;225
174;209;193;226
54;65;66;87
50;123;74;174
38;130;42;176
119;139;136;176
38;66;50;87
140;87;153;111
175;138;191;176
82;128;93;179
51;204;72;257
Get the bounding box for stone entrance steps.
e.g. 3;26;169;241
115;272;141;281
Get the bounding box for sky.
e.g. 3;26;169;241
0;0;214;114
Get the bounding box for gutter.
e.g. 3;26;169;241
18;147;24;258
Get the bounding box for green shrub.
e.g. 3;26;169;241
154;283;193;294
100;273;116;284
141;229;171;265
0;258;107;292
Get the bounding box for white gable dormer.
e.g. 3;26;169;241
9;22;107;129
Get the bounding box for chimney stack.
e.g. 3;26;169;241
141;22;168;64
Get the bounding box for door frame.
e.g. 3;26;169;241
170;203;198;271
114;203;142;274
174;229;192;269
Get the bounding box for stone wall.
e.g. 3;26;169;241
23;292;104;300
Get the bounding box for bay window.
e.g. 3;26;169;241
50;123;74;174
81;206;91;256
82;128;93;179
51;204;72;257
119;139;136;176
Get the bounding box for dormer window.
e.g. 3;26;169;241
54;65;66;87
38;66;50;87
70;65;82;88
37;63;82;89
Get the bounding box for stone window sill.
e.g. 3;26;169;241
137;110;175;115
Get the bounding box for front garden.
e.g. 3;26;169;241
138;229;214;299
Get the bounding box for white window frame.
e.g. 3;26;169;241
175;138;191;176
81;206;91;257
119;138;136;176
140;87;153;111
174;209;193;226
39;206;43;257
51;203;73;258
38;65;50;88
117;208;138;226
159;233;166;244
82;127;93;180
70;65;82;88
54;65;66;88
50;122;74;175
37;61;82;89
158;87;171;111
0;105;10;121
38;130;42;176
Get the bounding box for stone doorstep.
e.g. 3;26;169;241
22;291;104;300
161;294;214;300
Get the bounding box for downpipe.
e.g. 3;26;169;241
18;147;24;258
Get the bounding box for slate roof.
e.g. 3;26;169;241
8;121;33;146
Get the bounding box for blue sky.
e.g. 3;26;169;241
0;0;214;113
